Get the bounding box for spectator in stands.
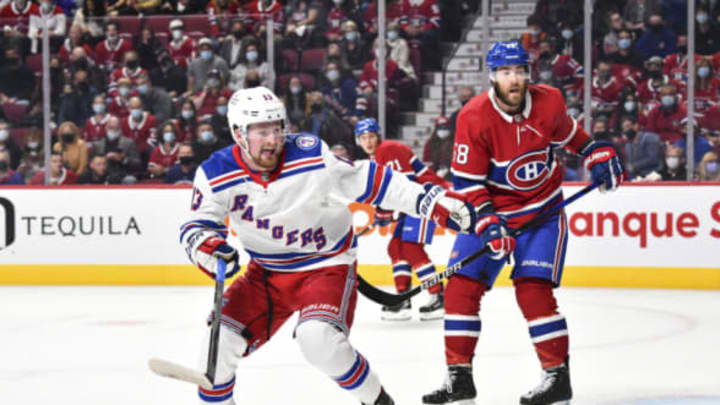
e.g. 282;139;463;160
608;29;646;76
635;14;677;60
658;144;687;181
28;0;66;53
77;154;110;184
122;96;158;159
325;0;347;43
210;96;231;144
165;142;196;184
645;84;687;143
386;21;416;81
245;0;285;38
218;20;248;69
359;38;410;109
602;11;626;56
74;0;105;38
522;14;547;61
193;120;230;162
340;20;367;70
58;69;96;127
283;0;325;49
53;121;88;175
134;26;163;72
692;58;719;120
637;56;681;105
535;38;582;96
167;19;197;69
282;76;309;127
592;117;612;142
620;117;662;179
228;40;273;91
0;47;35;103
398;0;441;70
662;35;701;83
148;121;180;178
557;148;581;181
173;0;204;14
695;7;720;55
698;151;720;180
0;150;24;184
612;91;642;134
149;50;188;98
106;0;132;15
0;120;22;169
318;60;359;119
591;59;625;119
94;21;133;71
363;0;402;40
422;115;453;181
109;50;147;96
324;42;352;73
92;115;142;180
0;0;39;34
108;77;134;118
206;0;241;39
674;118;713;166
67;46;107;93
82;94;110;142
137;74;173;124
449;85;475;133
192;68;233;118
302;91;353;149
29;150;78;185
58;25;93;64
187;37;230;95
177;99;198;142
623;0;662;32
16;127;44;182
534;0;582;33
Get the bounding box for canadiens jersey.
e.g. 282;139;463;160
181;134;426;272
452;84;591;227
373;140;446;187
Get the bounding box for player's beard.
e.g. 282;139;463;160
494;80;527;113
250;146;282;170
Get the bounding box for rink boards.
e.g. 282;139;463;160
0;183;719;289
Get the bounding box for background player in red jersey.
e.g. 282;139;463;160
355;117;448;321
422;41;625;405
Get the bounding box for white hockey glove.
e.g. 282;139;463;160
416;185;476;232
192;236;241;279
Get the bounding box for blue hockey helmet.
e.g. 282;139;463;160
486;41;530;71
354;117;381;139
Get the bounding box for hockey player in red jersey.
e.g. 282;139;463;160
355;118;448;321
422;41;625;405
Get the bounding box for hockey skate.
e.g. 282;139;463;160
363;387;395;405
422;365;477;405
419;292;444;321
519;360;572;405
381;299;411;321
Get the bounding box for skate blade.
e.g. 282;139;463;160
550;401;570;405
419;310;444;321
381;310;412;321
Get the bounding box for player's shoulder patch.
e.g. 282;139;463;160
295;133;319;151
284;133;322;162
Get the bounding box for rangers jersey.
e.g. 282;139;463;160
181;134;427;272
452;84;591;227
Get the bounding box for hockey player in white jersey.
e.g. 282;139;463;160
180;86;477;405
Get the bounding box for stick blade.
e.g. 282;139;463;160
148;358;213;390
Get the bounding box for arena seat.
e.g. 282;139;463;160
181;15;209;33
2;103;28;125
409;47;422;76
282;48;299;72
300;48;326;73
26;54;43;73
147;16;173;34
118;18;142;36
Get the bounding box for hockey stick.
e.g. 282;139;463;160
357;183;600;307
148;259;227;390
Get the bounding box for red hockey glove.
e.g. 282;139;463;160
475;213;516;261
196;237;241;279
417;185;476;232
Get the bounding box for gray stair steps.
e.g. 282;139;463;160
424;84;485;99
446;56;482;72
491;1;536;15
401;125;432;140
466;28;525;42
420;98;463;114
475;15;528;28
401;111;447;127
425;71;486;86
454;42;484;57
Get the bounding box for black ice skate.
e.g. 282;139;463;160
422;365;477;405
419;292;444;321
519;359;572;405
381;299;411;321
363;387;395;405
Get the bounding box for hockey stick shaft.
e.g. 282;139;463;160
357;182;600;306
206;258;227;385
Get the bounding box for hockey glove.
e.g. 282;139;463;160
374;208;395;227
196;236;241;279
581;141;626;193
417;184;476;232
475;212;515;261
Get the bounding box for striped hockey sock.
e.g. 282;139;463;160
198;375;235;403
391;260;412;292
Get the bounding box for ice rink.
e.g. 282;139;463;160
1;286;719;405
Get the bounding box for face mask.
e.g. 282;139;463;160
326;69;340;82
528;28;541;36
698;66;711;78
624;101;636;112
61;133;74;143
179;156;194;165
539;70;553;81
618;38;631;50
387;30;399;41
697;14;709;24
126;60;138;69
594;131;609;141
437;129;450;139
598;70;611;81
130;109;143;119
40;2;52;13
311;103;323;114
246;51;258;61
163;131;176;143
200;50;213;60
661;95;675;107
177;2;185;11
0;129;9;142
107;129;121;140
677;45;687;55
92;104;106;114
0;161;8;171
648;70;661;79
118;87;130;97
624;129;637;140
200;130;214;142
567;108;580;118
232;30;243;39
374;48;383;59
172;30;183;40
207;78;220;88
666;156;680;170
538;51;551;60
561;29;573;39
181;110;194;119
333;0;342;4
27;141;39;149
106;33;118;42
290;86;301;95
344;31;358;42
246;79;260;88
137;84;149;95
707;161;719;174
217;105;228;115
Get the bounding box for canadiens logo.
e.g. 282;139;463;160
295;134;318;150
505;149;551;191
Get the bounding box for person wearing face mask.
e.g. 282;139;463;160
533;39;582;96
52;121;88;175
591;59;625;116
300;91;354;149
324;0;347;43
58;69;97;127
0;150;24;185
422;116;454;181
0;120;23;170
385;21;416;81
109;50;148;97
358;38;407;113
210;96;232;144
149;50;188;98
607;30;646;84
662;35;702;83
228;41;273;91
672;117;713;167
16;127;44;182
28;0;66;53
695;8;720;55
167;19;198;69
698;151;720;181
91;115;141;177
635;14;677;60
187;37;230;96
121;96;159;160
521;15;546;60
192;121;230;162
645;84;688;143
658;144;687;181
58;25;93;64
29;150;79;185
318;60;359;119
94;21;132;70
108;77;136;119
193;68;233;117
363;0;402;39
148;121;181;178
448;86;476;132
177;99;198;142
611;90;642;134
164;142;197;184
82;94;111;142
282;76;309;127
691;59;719;119
619;117;662;179
340;20;368;71
133;25;164;71
219;20;248;69
637;56;684;105
136;74;173;124
0;47;36;103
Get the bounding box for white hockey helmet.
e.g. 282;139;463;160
227;86;288;150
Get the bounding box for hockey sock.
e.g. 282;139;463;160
198;376;236;403
387;238;411;292
402;242;443;294
514;277;569;369
197;324;247;404
414;262;443;294
444;275;487;366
